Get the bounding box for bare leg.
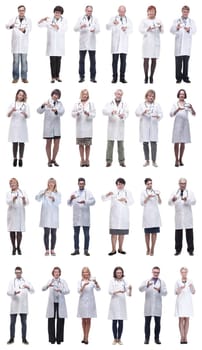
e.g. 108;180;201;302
85;318;91;342
184;318;189;342
85;145;90;165
174;143;179;165
46;139;52;162
52;138;60;161
118;235;124;251
179;318;185;342
79;145;85;164
150;233;157;255
111;235;117;252
82;319;85;340
179;143;185;165
145;234;150;255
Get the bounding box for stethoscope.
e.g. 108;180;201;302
146;189;159;196
14;277;25;288
11;189;24;197
175;189;188;199
14;102;25;111
144;101;155;115
14;16;28;28
115;15;127;25
178;17;191;27
52;16;63;24
81;15;94;26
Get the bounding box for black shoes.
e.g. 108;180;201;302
84;250;90;256
12;248;16;255
108;251;116;256
118;249;126;254
144;339;149;344
155;339;161;344
19;159;23;167
51;160;59;167
13;159;17;167
176;80;181;83
120;78;127;83
111;79;117;83
189;251;194;256
17;247;22;255
90;79;97;83
22;339;29;345
144;77;148;84
149;76;153;84
174;251;181;256
7;339;14;344
71;250;80;256
79;78;85;83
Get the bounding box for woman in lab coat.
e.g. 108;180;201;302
7;89;30;167
42;267;70;344
35;178;61;256
6;178;29;255
170;89;196;167
38;6;67;82
37;89;65;167
77;267;100;344
175;267;195;344
139;5;163;83
72;89;96;167
135;89;163;167
108;267;132;345
140;178;161;256
102;178;134;255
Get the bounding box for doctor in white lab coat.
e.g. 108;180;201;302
38;6;67;82
7;178;28;255
37;89;65;167
74;5;100;82
139;5;163;83
108;267;132;345
139;266;167;344
103;89;129;167
7;266;34;345
72;89;96;167
6;5;31;83
168;178;196;256
170;5;196;83
102;178;134;255
42;267;70;344
35;178;61;256
106;5;132;83
67;177;95;256
140;178;161;256
135;89;163;167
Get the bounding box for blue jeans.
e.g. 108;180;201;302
10;314;27;340
73;226;90;250
13;53;28;80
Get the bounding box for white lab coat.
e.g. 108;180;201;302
139;278;167;316
170;104;192;143
103;99;129;141
102;189;134;230
135;102;163;142
74;15;100;50
42;278;70;318
140;190;161;228
77;280;100;318
168;189;196;229
108;278;130;320
7;189;29;232
8;102;30;142
37;100;65;138
6;16;32;54
67;189;95;226
106;16;132;54
175;279;195;317
7;277;34;314
139;18;163;58
35;191;61;228
38;16;67;56
170;17;196;56
72;101;96;138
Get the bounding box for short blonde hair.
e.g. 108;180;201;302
180;267;188;273
9;178;19;188
80;89;89;100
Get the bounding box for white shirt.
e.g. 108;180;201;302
103;99;129;141
74;15;100;50
72;101;96;138
6;16;32;54
7;277;34;314
106;15;133;54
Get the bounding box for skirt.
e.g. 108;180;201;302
110;229;129;235
76;137;92;145
144;227;160;234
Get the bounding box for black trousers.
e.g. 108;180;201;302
79;50;96;79
48;303;65;343
44;227;57;250
50;56;62;78
175;228;194;254
145;316;161;341
112;53;127;80
10;314;27;340
112;320;123;340
175;55;190;81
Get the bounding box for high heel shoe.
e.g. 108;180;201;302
12;248;16;255
17;247;22;255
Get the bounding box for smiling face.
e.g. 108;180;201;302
178;90;186;102
180;268;188;280
146;180;152;190
147;8;156;19
9;178;18;191
18;6;25;18
115;269;123;279
146;92;155;103
15;268;22;279
80;90;89;102
85;6;93;17
48;179;56;191
118;6;126;17
82;267;90;280
152;268;160;278
182;8;189;19
116;181;125;190
54;11;62;20
179;179;187;191
114;89;123;102
16;90;26;102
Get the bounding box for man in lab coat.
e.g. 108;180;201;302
106;6;132;83
74;5;100;83
139;266;167;345
170;5;196;83
103;89;128;167
6;5;32;83
67;178;95;256
168;178;196;256
7;266;34;344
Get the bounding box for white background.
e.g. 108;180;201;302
0;0;201;349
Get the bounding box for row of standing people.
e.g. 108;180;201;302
6;5;196;84
7;88;196;168
6;176;195;257
6;265;195;346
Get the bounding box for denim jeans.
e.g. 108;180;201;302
73;226;90;250
10;314;27;340
13;53;28;80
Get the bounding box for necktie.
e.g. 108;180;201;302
180;190;183;198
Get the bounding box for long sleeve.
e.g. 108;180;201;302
139;280;148;292
160;280;167;296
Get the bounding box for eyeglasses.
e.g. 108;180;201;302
179;183;186;185
153;271;160;274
